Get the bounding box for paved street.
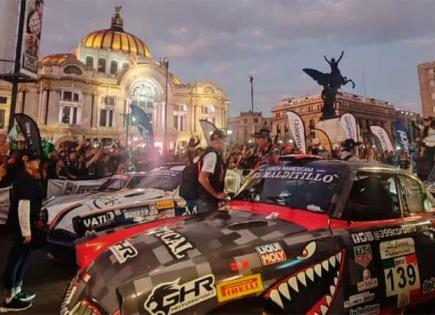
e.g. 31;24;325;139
0;232;76;314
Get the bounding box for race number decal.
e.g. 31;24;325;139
383;254;420;297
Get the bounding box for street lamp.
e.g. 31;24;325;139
162;57;169;157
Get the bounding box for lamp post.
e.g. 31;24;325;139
162;57;169;157
249;75;254;113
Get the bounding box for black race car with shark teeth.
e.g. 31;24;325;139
61;160;435;315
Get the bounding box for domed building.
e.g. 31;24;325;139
0;7;229;151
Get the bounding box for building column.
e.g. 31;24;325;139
38;89;47;124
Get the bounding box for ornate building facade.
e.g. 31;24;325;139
418;60;435;118
0;8;229;151
272;91;419;144
227;111;271;145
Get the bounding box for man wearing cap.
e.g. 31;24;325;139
338;138;361;161
197;130;228;213
1;151;43;312
253;129;273;167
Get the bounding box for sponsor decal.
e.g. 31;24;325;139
109;240;138;264
122;207;150;219
357;269;378;292
255;166;339;183
349;303;380;315
344;291;375;308
372;225;417;241
82;211;115;229
421;225;435;240
383;254;420;297
397;292;410;308
351;232;374;244
156;200;175;210
353;245;373;268
379;238;415;260
255;242;287;266
230;260;250;272
94;196;120;209
217;274;263;302
144;274;216;315
422;277;435;294
351;225;417;244
149;228;194;259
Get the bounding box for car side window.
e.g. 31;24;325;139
397;175;424;215
343;172;401;221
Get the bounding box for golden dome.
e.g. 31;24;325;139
81;7;152;58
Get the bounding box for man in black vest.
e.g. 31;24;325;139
197;130;228;213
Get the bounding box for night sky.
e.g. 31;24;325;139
40;0;435;116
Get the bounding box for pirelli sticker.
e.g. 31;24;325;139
217;274;263;302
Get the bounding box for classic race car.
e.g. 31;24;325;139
61;160;435;315
47;164;186;261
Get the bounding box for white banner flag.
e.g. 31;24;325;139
340;113;358;141
287;111;306;153
370;125;394;152
199;119;218;145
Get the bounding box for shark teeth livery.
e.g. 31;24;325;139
265;250;344;314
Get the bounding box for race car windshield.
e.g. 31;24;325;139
132;170;181;191
234;164;343;213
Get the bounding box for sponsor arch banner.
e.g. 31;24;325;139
340;113;358;141
370;125;394;152
312;128;332;154
394;121;410;153
287;111;306;153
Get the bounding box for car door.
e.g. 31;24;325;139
395;174;435;306
332;170;433;313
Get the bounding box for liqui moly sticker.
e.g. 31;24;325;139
255;242;287;266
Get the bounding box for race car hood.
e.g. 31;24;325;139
77;206;332;314
48;188;169;233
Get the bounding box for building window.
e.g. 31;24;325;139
100;96;116;127
59;90;82;125
174;104;187;131
62;91;80;102
0;109;5;129
101;95;115;106
432;92;435;100
110;60;118;75
85;56;94;68
0;96;7;104
276;112;280;118
430;80;435;87
99;109;114;127
64;65;82;75
98;58;106;73
254;118;258;123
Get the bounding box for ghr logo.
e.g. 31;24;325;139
144;274;216;315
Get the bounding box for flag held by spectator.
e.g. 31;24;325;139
15;113;42;156
287;111;306;153
199;119;218;145
130;104;154;143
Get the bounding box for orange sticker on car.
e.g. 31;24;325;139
156;200;174;209
217;274;263;302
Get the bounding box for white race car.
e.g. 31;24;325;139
45;164;185;262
